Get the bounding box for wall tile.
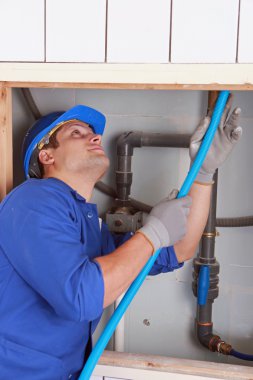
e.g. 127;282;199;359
0;0;44;61
171;0;239;63
46;0;106;62
107;0;171;63
238;0;253;62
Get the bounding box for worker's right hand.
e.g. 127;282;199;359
190;94;242;184
138;190;192;252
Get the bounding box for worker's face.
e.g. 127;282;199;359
41;120;109;180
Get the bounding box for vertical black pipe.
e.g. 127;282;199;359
194;171;221;349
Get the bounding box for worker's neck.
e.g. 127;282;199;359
44;172;97;201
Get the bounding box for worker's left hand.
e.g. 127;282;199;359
189;94;242;184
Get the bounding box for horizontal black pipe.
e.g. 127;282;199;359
216;216;253;227
95;182;253;227
117;131;190;157
140;133;190;148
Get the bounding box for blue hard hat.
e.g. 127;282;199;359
22;104;106;179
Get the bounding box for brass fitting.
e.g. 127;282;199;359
217;341;233;355
208;335;222;352
202;230;220;238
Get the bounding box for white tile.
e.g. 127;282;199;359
171;0;239;63
238;0;253;62
46;0;106;62
0;0;44;61
107;0;171;63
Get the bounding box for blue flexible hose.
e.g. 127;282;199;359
79;90;230;380
230;349;253;361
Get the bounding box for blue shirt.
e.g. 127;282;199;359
0;178;183;379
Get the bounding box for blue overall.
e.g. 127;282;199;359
0;178;183;379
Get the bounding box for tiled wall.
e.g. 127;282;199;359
1;0;252;63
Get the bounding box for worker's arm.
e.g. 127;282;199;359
95;233;152;307
174;182;212;263
95;195;191;308
174;95;242;263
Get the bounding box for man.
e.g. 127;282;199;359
0;97;241;379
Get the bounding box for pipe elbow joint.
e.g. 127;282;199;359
117;131;143;156
197;324;224;353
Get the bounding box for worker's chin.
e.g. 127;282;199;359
93;155;110;178
96;154;109;167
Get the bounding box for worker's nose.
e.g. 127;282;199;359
90;133;102;145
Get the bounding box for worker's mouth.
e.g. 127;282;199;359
89;146;104;152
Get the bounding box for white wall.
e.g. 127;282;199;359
12;89;253;367
3;0;253;63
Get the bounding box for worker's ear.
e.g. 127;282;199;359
38;149;55;166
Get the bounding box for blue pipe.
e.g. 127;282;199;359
230;349;253;361
198;266;210;306
79;90;230;380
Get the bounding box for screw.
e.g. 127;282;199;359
143;319;150;326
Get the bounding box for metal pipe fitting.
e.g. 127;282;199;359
116;131;191;203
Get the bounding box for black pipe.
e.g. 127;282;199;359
193;171;222;350
216;216;253;228
21;88;42;120
116;131;191;202
95;181;117;198
98;184;253;227
115;130;253;226
192;172;253;361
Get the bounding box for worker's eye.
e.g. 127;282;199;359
71;130;81;136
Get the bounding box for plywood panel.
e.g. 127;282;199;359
0;0;44;61
107;0;171;63
171;0;239;63
46;0;106;62
238;0;253;62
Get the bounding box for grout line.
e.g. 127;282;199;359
236;0;241;63
44;0;46;63
105;0;109;63
169;0;173;63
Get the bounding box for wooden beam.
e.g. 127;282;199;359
1;63;253;90
207;91;219;116
1;81;253;90
0;86;13;200
95;350;253;379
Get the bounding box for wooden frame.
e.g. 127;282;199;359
1;63;253;377
1;63;253;90
1;63;253;200
0;86;12;200
93;351;253;379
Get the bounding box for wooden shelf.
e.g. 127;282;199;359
1;63;253;90
94;350;253;379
